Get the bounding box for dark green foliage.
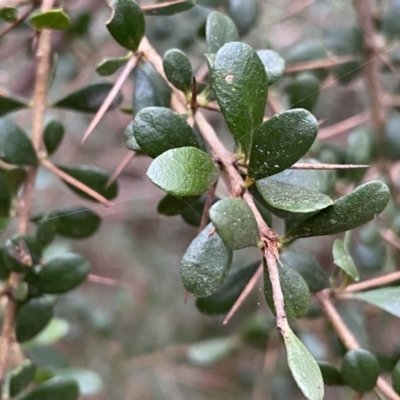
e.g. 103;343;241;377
0;94;27;116
96;55;130;76
163;49;192;93
30;9;71;30
0;6;18;22
318;362;344;385
9;359;37;397
206;11;239;54
257;49;285;86
287;72;320;111
43;120;65;156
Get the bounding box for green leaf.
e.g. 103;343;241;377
26;253;90;294
147;147;219;197
257;49;285;86
392;359;400;395
280;249;329;293
1;167;27;196
347;287;400;318
227;0;258;36
318;361;344;386
209;198;261;249
187;337;238;366
106;0;145;51
53;83;123;113
24;318;69;348
144;0;196;16
0;173;11;217
248;109;318;180
206;11;239;54
287;72;320;111
0;247;10;280
157;194;199;216
15;297;54;343
133;61;171;115
284;327;324;400
264;259;310;321
96;55;130;76
0;94;27;117
58;165;118;201
0;6;18;22
36;215;58;247
133;107;199;158
383;0;400;39
163;49;192;93
0;119;37;166
124;122;142;152
30;9;71;30
181;194;218;226
212;42;268;156
180;223;232;297
285;181;390;241
333;235;359;281
340;349;379;392
195;261;260;314
9;360;37;397
43;120;64;156
256;179;333;214
53;369;103;396
17;376;79;400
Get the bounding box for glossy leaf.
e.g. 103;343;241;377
133;107;199;158
256;179;333;214
212;42;268;156
181;194;218;226
285;181;390;241
227;0;258;36
133;61;171;115
287;72;320;111
188;337;238;366
58;165;118;201
43;119;65;156
0;119;37;166
280;249;329;293
157;194;199;216
0;94;27;116
147;147;219;197
17;376;79;400
9;359;37;397
15;297;54;343
341;349;379;392
347;287;400;318
248;109;318;180
163;49;192;93
333;235;359;281
392;359;400;395
0;6;18;22
36;215;58;247
206;11;239;54
318;361;344;386
124;121;142;152
53;83;123;113
257;49;285;86
284;327;324;400
196;261;260;314
96;55;130;76
180;223;232;297
209;198;261;249
30;9;71;30
106;0;145;51
264;259;310;321
26;253;90;294
144;0;196;16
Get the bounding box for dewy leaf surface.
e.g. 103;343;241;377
180;223;232;297
163;49;192;93
210;198;260;249
284;327;324;400
147;147;219;197
256;179;333;213
285;181;390;241
206;11;239;54
248;109;318;180
107;0;145;51
256;49;285;86
333;236;359;281
133;107;199;158
212;42;267;156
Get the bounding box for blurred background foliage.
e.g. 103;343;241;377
2;0;400;399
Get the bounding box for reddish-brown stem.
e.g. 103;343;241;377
106;151;136;188
342;270;400;293
285;56;357;74
318;111;370;139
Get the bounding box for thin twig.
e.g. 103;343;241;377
223;264;263;325
290;163;369;170
82;53;141;143
0;4;36;40
41;158;111;206
284;56;357;74
88;274;130;288
380;228;400;251
318;111;370;139
106;151;135;188
0;0;54;385
340;270;400;293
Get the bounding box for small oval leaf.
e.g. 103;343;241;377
36;215;58;247
180;223;232;297
257;49;285;86
0;94;27;117
147;147;219;197
30;9;71;30
212;42;268;156
333;236;359;281
227;0;258;36
96;55;130;76
157;194;199;216
9;360;37;397
285;181;390;241
206;11;239;54
133;107;199;158
287;72;320;111
43;119;65;156
209;198;260;249
248;109;318;180
163;49;192;93
106;0;145;51
53;83;123;113
318;361;344;386
0;6;18;22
